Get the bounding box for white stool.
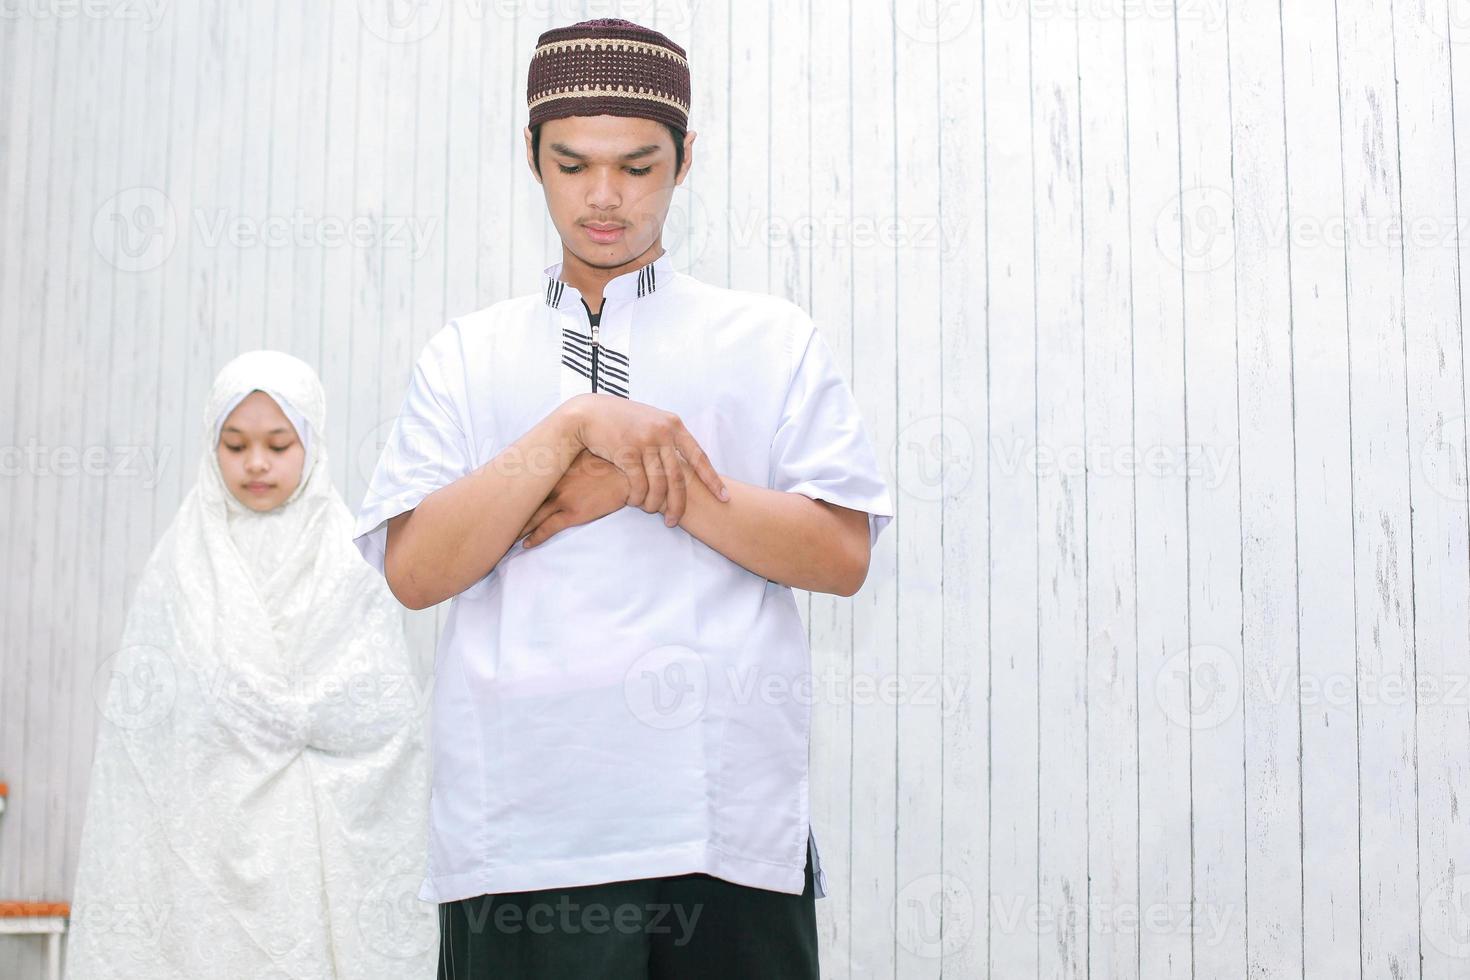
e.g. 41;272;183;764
0;784;71;980
0;904;70;980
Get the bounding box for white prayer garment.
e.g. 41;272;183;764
66;351;436;980
354;250;895;904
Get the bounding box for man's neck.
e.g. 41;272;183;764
559;241;665;314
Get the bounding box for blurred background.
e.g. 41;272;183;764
2;0;1470;977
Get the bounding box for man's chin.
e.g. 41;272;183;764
564;237;659;271
570;249;636;270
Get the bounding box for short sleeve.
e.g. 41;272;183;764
352;325;480;579
769;318;894;550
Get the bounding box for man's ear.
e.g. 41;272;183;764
524;126;542;184
675;130;697;186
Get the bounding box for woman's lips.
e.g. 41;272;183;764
245;482;273;493
584;223;626;245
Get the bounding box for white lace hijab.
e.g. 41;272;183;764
65;351;437;980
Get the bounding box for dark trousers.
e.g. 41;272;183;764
437;850;819;979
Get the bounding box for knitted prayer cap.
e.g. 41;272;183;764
527;18;690;132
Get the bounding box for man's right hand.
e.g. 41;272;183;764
565;393;728;527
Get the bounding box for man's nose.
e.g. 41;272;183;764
586;168;622;209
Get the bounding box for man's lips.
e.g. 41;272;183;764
583;222;626;244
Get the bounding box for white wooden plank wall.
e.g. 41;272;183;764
2;1;1468;977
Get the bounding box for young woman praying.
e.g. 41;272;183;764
65;350;436;979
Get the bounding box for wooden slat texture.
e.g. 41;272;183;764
983;0;1041;976
1126;1;1193;976
1176;3;1248;976
1;1;1467;977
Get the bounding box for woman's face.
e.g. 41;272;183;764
215;391;306;512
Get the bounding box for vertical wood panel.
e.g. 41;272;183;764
893;3;946;977
292;0;331;375
265;0;302;358
769;0;813;665
2;23;48;973
509;4;556;300
442;0;482;323
0;20;37;967
1338;2;1423;976
935;4;987;977
237;0;274;355
1031;2;1088;975
376;9;427;663
1393;3;1470;978
319;0;359;503
37;6;83;916
726;0;768;294
55;0;109;936
1079;5;1139;978
808;1;857;974
1227;1;1304;975
982;0;1041;973
213;2;245;365
1177;3;1249;975
179;0;227;503
848;3;900;977
474;1;515;309
680;0;727;288
4;3;1470;977
11;13;54;915
1280;2;1362;975
1126;3;1193;978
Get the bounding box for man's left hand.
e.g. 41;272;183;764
517;447;633;547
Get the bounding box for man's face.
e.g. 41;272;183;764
526;114;694;270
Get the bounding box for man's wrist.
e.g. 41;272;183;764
552;394;587;447
671;452;709;529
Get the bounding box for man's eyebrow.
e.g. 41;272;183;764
548;143;664;161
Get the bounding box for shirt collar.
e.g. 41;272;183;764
542;251;675;310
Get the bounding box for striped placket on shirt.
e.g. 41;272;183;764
543;263;661;399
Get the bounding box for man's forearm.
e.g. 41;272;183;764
671;455;870;596
384;400;584;609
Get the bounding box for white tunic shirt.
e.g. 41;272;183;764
353;250;894;903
